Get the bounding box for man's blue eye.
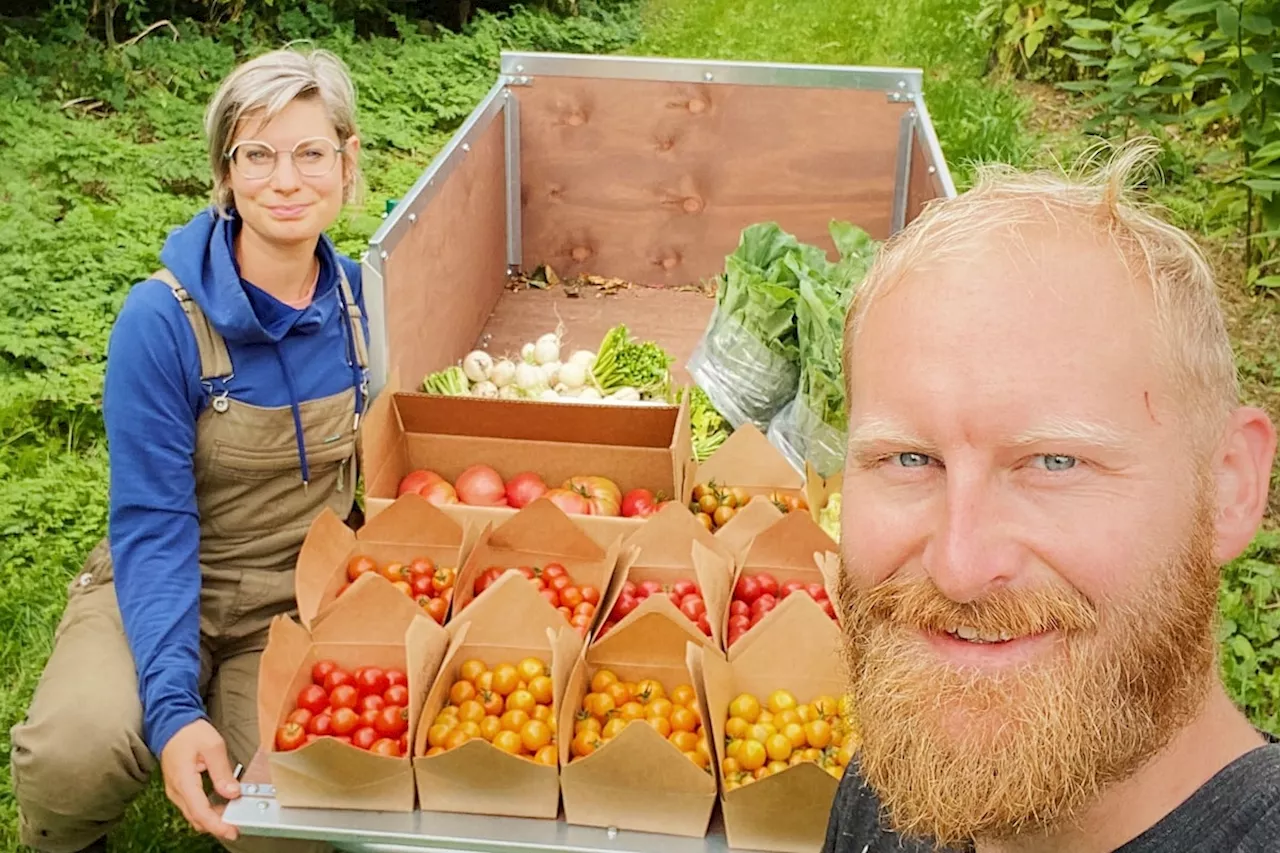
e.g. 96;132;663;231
896;452;931;467
1038;454;1078;471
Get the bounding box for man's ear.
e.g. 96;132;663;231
1211;406;1277;564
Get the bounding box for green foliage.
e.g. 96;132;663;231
1219;530;1280;736
977;0;1280;285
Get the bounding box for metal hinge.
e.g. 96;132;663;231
241;783;276;797
503;74;534;87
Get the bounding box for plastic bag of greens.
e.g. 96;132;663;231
687;223;809;431
766;221;879;478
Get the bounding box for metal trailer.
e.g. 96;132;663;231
224;48;954;853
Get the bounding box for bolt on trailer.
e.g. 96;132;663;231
224;50;954;852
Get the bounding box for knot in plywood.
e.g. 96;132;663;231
565;110;587;127
570;246;592;262
687;98;708;114
682;196;704;214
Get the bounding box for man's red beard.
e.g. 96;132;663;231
836;495;1221;849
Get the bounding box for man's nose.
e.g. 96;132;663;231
921;468;1021;603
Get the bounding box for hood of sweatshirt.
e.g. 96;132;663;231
157;207;363;484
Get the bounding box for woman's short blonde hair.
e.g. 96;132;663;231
844;137;1240;453
204;46;363;216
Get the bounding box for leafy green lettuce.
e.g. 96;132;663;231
715;223;806;364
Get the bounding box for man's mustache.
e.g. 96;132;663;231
843;574;1100;639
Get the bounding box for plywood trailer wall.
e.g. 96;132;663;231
380;112;508;392
515;76;917;287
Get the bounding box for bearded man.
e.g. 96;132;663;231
823;140;1280;853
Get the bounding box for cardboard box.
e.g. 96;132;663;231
688;424;808;504
559;606;720;837
361;391;691;548
717;505;841;657
803;461;842;532
595;502;735;646
412;569;579;818
453;499;622;638
257;573;450;811
295;494;474;628
696;592;846;853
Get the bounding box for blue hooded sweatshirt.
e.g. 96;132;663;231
102;207;369;758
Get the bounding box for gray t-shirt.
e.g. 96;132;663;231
822;735;1280;853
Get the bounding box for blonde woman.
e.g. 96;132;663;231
10;47;368;853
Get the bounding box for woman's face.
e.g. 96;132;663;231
225;96;359;248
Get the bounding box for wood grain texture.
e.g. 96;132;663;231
383;115;508;392
517;77;910;286
906;125;945;225
476;284;716;388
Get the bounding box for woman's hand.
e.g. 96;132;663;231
160;719;242;842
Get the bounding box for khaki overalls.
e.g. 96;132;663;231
10;266;368;853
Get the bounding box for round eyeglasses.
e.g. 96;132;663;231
225;137;345;180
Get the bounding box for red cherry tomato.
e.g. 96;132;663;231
384;684;410;706
355;667;389;698
411;575;434;597
780;580;805;599
275;722;307;752
324;669;354;694
730;599;750;617
360;708;379;728
297;684;329;716
329;684;359;711
331;707;360;736
370;738;401;758
308;713;333;737
286;708;314;728
581;586;601;605
734;575;762;604
311;660;340;686
756;573;779;598
360;694;385;713
671;580;698;599
806;583;828;601
353;726;378;750
386;669;408;689
374;706;409;739
542;563;568;580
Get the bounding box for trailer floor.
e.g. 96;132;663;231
478;278;717;388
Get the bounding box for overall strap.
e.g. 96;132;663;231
152;268;234;381
335;263;369;370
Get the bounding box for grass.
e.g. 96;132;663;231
0;0;1275;851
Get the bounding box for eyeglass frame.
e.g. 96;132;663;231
223;136;349;180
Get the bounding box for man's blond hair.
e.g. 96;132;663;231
204;46;363;217
844;138;1240;450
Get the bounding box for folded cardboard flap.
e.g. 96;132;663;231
727;588;843;664
692;424;804;491
452;500;621;631
413;621;578;819
446;569;570;647
269;737;416;812
620;501;737;573
295;495;471;630
487;498;608;560
258;615;314;751
721;762;840;853
559;713;717;837
739;510;838;572
714;498;785;559
591;606;717;666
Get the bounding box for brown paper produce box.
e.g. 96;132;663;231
686;424;812;535
594;503;735;646
718;506;841;655
451;498;622;641
559;603;721;837
696;592;850;853
258;572;451;811
294;493;474;630
361;390;691;548
413;569;578;818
